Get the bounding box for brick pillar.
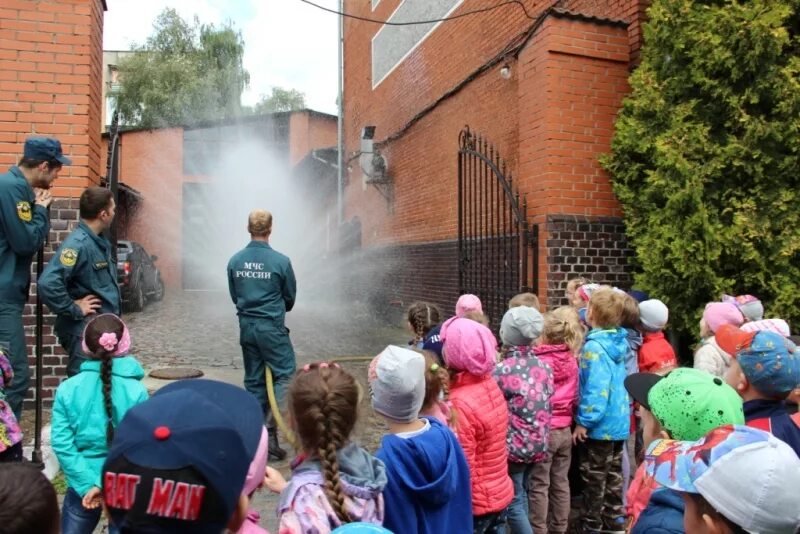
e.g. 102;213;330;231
0;0;106;406
516;11;634;307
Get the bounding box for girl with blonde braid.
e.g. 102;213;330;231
264;362;387;533
51;313;148;534
406;302;442;349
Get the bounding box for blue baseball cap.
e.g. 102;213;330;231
103;380;263;533
23;137;72;165
717;326;800;397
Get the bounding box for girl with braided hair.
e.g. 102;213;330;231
264;362;387;533
406;301;442;349
51;313;147;534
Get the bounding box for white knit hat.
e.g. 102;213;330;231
368;346;425;423
639;299;669;332
500;306;544;346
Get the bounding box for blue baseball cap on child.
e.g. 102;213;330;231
717;326;800;397
23;137;72;165
103;380;263;533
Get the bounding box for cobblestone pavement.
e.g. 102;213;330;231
124;290;408;369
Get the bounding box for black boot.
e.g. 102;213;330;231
268;427;287;461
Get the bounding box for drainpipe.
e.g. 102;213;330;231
336;0;344;225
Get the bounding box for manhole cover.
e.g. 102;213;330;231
149;367;204;380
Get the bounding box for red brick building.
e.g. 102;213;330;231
0;0;106;402
342;0;649;319
102;110;338;291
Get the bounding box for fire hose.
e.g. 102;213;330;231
265;355;374;451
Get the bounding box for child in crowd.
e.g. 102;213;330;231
264;362;387;532
624;368;745;532
238;427;270;534
694;301;744;377
0;347;23;462
103;379;264;533
722;293;764;322
716;325;800;456
529;306;583;534
495;306;553;534
456;294;483;317
637;299;678;375
740;318;791;336
572;288;630;534
620;293;643;377
370;346;472;533
645;425;800;534
0;462;60;534
419;350;455;428
52;314;148;534
565;277;591;307
441;316;513;533
406;302;442;350
509;292;541;311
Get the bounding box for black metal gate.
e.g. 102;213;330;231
458;126;538;328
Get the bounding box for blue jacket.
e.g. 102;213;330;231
227;241;296;321
376;417;473;534
577;327;631;440
39;221;120;336
0;167;49;305
51;356;148;496
631;488;685;534
744;399;800;457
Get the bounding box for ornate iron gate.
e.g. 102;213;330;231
458;126;538;328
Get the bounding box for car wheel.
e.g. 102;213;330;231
130;280;145;312
153;277;165;302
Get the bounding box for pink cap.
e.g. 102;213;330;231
440;316;498;375
455;294;483;317
703;302;744;334
243;427;269;496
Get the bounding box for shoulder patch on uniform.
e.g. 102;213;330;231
60;248;78;267
16;201;32;222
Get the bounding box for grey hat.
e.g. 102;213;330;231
500;306;544;346
369;346;425;423
639;299;669;331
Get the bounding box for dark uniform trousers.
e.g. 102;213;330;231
239;317;296;426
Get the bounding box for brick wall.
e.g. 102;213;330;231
288;111;337;166
0;0;106;405
342;2;644;310
546;214;634;306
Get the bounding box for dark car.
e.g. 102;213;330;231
117;240;164;312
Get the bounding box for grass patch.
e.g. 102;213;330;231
51;472;67;495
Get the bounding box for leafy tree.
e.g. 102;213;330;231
253;87;307;114
113;8;249;127
602;0;800;339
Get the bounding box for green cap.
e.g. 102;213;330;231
626;368;745;441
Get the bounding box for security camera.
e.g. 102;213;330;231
361;126;376;140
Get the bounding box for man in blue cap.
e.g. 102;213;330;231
39;186;120;377
0;137;69;420
227;209;296;461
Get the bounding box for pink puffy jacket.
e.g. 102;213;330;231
533;343;579;430
450;372;514;515
441;317;513;515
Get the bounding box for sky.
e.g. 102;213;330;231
103;0;340;114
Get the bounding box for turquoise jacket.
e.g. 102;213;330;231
576;327;631;441
51;356;148;496
0;167;49;304
39;221;120;336
227;241;296;321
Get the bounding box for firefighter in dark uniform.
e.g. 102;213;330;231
227;209;297;460
39;187;120;377
0;138;66;421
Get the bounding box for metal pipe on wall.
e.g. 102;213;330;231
336;0;345;226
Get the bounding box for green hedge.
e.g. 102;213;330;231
602;0;800;338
